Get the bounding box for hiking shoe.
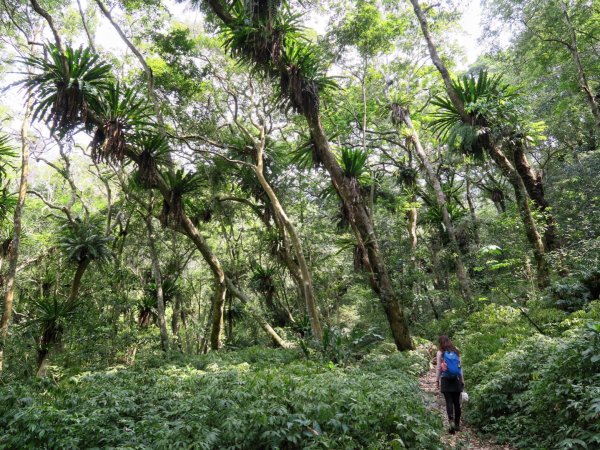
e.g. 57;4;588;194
454;424;461;432
448;423;456;434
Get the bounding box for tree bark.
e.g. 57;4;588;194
398;108;473;305
409;0;550;287
0;96;31;373
308;116;413;350
512;143;560;251
209;281;226;350
253;130;323;341
558;0;600;129
487;145;549;287
202;0;413;351
144;214;169;352
465;176;480;246
68;258;91;305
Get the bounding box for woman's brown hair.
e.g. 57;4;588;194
438;335;460;355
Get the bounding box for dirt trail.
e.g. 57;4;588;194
419;363;513;450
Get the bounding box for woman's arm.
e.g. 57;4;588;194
460;358;465;386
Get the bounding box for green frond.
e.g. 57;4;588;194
339;147;369;179
288;133;325;170
130;133;171;189
56;216;112;264
0;188;17;223
21;44;113;134
90;83;154;164
429;70;518;160
160;169;205;227
0;133;17;184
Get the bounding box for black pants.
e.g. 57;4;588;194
443;391;461;425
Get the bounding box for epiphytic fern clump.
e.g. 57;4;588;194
22;45;112;134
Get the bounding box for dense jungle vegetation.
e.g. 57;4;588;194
0;0;599;448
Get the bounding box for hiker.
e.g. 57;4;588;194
436;335;464;434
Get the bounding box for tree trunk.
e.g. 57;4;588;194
308;116;413;350
253;134;323;341
513;143;560;251
36;348;49;378
35;258;90;377
209;281;226;350
68;259;89;304
487;145;549;288
199;300;214;354
0;97;31;372
409;0;549;288
203;0;413;351
559;0;600;129
178;215;290;348
399;108;473;305
172;292;180;336
407;207;418;262
465;176;480;246
144;214;169;352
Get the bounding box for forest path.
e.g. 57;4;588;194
419;364;513;450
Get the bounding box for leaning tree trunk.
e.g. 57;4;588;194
95;0;279;348
512;143;560;251
177;214;290;348
68;258;91;305
309;115;413;350
202;0;413;351
559;0;600;129
145;214;169;352
487;145;549;288
397;107;473;305
0;96;31;373
253;133;323;341
408;0;549;288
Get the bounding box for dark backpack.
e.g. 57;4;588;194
442;351;462;378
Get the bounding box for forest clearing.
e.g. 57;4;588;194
0;0;599;448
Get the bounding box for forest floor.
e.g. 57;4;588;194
419;364;513;450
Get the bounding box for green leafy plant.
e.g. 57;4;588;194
467;323;600;449
0;133;16;184
130;133;171;188
56;217;112;264
430;71;518;159
159;169;204;227
339;147;369;179
22;44;113;133
0;348;443;449
90;83;154;164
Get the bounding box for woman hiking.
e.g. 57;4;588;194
436;335;465;433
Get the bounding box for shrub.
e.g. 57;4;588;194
467;323;600;449
0;347;443;449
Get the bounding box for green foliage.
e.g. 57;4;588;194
467;323;600;449
300;326;385;365
21;44;113;133
90;83;153;164
545;269;600;312
330;0;406;58
0;133;16;184
339;147;369;180
430;71;518;159
0;348;443;449
56;216;112;264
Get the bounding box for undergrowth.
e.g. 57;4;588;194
0;346;443;449
457;302;600;450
